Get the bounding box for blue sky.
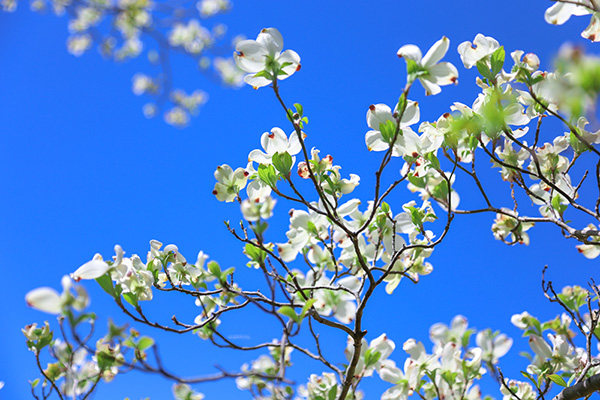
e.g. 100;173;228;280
1;1;599;399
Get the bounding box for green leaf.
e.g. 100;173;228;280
137;336;154;351
548;374;567;387
30;379;40;389
306;221;318;236
476;60;494;82
221;267;235;279
253;70;273;81
294;103;303;117
379;119;397;144
123;292;138;307
299;299;317;320
96;273;117;298
396;95;407;114
277;306;300;324
408;173;427;189
272;152;293;176
258;164;278;188
491;46;505;76
424;152;440;170
208;261;221;278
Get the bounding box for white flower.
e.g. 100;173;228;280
234;28;301;88
248;127;302;165
241;196;276;221
397;36;458;96
457;34;500;69
212;164;248;202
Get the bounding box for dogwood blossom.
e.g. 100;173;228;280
234;27;301;88
397;36;458;95
212;164;248;202
248;127;302;165
457;34;500;69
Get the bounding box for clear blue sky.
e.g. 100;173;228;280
1;1;598;399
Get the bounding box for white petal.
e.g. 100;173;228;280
26;287;62;314
256;28;283;55
365;130;389;152
418;77;441;96
582;14;600;42
428;62;458;86
234;40;268;72
399;100;420;127
248;149;270;164
243;74;271;88
262;127;289;155
397;44;422;63
277;50;301;80
72;259;110;281
214;164;234;184
422;36;449;68
367;103;394;131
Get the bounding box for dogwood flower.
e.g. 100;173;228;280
234;28;301;88
457;34;500;69
212;164;248;202
248;127;302;165
397;36;458;95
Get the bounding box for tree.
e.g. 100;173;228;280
2;1;600;400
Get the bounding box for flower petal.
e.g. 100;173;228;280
26;287;62;314
234;40;268;73
422;36;449;68
397;44;422;62
256;28;283;56
72;259;110;281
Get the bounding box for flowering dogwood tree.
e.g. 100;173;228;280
12;1;600;400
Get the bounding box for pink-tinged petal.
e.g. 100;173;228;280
582;14;600;42
397;44;422;62
248;149;270;164
234;40;268;72
214;164;234;185
243;74;271;88
422;36;449;68
262;127;289;155
256;27;283;56
277;50;301;80
367;103;394;130
428;62;459;85
398;100;420;127
26;287;62;314
72;259;110;281
365;130;389;152
418;77;441;96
